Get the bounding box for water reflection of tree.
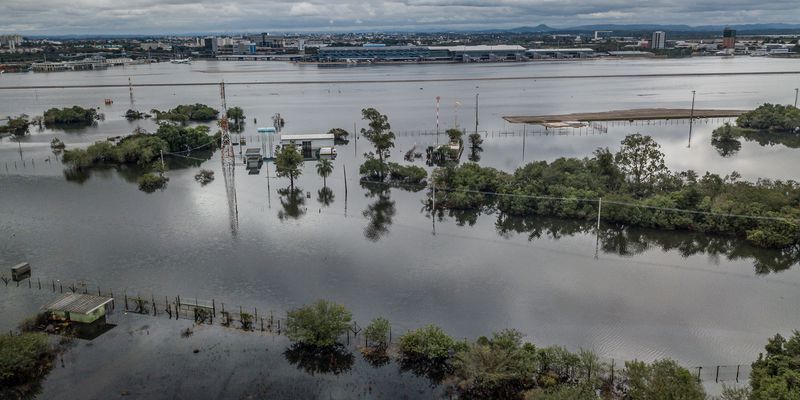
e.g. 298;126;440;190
361;182;396;242
494;214;799;274
283;343;354;375
61;149;212;185
278;188;306;221
317;186;335;207
711;137;742;157
398;356;452;387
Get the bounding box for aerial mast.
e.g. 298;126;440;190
219;81;234;166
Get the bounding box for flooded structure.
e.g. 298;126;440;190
43;293;114;324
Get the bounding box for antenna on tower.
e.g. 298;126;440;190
219;81;234;167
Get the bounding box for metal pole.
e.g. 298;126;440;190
475;93;479;135
435;96;440;145
688;90;696;148
795;88;798;108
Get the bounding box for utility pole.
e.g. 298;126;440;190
454;100;461;129
474;93;479;135
435;96;440;145
688;90;696;148
794;88;798;108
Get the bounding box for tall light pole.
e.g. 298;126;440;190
435;96;440;145
688;90;696;148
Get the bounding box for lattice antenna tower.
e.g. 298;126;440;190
219;81;235;166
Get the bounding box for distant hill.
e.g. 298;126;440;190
507;24;557;33
545;23;800;33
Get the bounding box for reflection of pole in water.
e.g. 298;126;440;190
223;164;239;237
595;198;602;259
687;90;696;148
266;162;271;209
128;77;135;107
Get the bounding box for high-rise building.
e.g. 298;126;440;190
204;36;218;54
722;27;737;49
651;31;666;50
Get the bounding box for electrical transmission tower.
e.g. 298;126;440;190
219;81;239;236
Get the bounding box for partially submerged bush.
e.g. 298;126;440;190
138;173;168;193
364;317;391;348
0;332;53;387
285;300;352;348
195;169;215;184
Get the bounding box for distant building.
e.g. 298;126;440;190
0;34;23;48
140;42;172;51
249;33;285;48
651;31;666;50
235;41;257;55
204;36;218;54
594;31;613;40
723;27;736;49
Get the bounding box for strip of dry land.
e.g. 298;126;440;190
504;108;749;124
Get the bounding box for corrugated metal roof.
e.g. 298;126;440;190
42;293;113;315
280;134;334;141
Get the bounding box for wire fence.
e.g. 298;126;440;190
1;272;754;383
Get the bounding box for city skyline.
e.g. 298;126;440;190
3;0;800;35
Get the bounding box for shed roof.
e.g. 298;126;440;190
42;293;113;315
280;133;334;141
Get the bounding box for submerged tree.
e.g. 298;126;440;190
360;108;395;181
316;158;333;187
275;144;304;191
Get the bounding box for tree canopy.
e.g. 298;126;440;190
285;300;352;348
43;106;99;126
749;330;800;400
151;104;219;122
736;103;800;132
360;108;396;181
430;134;800;249
275;144;304;190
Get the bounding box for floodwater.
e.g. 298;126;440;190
1;58;800;397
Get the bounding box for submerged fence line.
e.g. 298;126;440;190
1;272;757;383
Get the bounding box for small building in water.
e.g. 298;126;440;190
42;293;114;324
279;133;335;158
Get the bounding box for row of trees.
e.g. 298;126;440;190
430;133;800;249
282;300;715;399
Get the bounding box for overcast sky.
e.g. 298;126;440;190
3;0;800;35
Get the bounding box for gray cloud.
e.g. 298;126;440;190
1;0;798;34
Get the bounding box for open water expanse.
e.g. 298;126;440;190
1;57;800;398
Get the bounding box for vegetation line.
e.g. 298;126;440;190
1;71;799;90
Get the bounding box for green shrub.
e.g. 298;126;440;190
0;333;52;386
387;162;427;185
364;317;391;347
398;324;459;361
138;173;168;192
285;300;352;348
